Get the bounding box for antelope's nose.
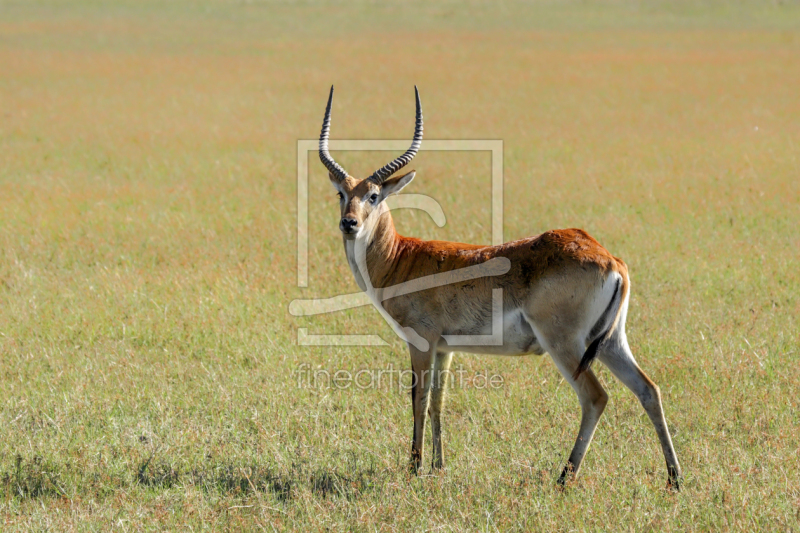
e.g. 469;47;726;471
340;217;358;233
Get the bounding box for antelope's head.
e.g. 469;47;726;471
319;86;422;240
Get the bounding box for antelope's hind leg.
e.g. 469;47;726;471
548;342;609;486
597;333;682;490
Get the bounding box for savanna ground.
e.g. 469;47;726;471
1;1;800;530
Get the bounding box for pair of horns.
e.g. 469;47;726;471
319;86;423;184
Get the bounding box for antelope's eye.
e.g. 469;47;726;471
369;193;379;204
337;192;343;200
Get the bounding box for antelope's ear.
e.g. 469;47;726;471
380;171;415;199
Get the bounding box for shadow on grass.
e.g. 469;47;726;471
309;466;382;500
152;463;295;502
0;455;66;500
137;455;385;502
0;451;387;502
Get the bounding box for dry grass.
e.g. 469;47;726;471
1;1;799;530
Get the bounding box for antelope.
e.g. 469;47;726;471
317;86;682;489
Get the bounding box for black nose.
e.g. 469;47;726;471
340;217;358;232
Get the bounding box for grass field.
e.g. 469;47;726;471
1;1;800;530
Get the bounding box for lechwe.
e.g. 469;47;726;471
317;86;681;489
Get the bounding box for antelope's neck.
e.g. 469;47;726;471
343;207;400;292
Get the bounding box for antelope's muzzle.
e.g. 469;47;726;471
340;217;358;234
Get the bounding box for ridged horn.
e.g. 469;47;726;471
368;86;423;185
319;85;348;182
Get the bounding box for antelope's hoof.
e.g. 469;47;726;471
556;462;575;489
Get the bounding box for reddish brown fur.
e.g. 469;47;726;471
369;209;627;300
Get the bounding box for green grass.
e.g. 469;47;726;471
1;1;799;530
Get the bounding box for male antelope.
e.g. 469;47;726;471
317;86;681;488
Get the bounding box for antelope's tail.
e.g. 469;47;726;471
573;262;630;379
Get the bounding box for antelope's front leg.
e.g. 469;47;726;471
408;344;433;475
430;351;453;471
